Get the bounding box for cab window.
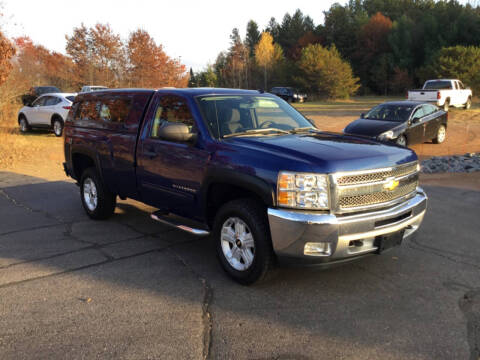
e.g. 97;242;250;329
151;95;195;139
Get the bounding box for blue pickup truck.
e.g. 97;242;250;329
63;88;427;284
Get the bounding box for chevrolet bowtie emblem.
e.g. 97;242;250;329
384;179;399;191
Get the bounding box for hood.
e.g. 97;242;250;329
344;118;405;137
223;132;417;174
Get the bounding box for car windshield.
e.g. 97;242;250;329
364;104;413;122
196;95;314;138
423;81;452;90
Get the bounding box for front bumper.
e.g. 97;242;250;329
267;188;427;265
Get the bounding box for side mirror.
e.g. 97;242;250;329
360;113;365;119
158;122;196;142
411;116;420;123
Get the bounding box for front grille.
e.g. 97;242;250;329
332;161;419;213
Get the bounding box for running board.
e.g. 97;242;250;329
151;211;210;236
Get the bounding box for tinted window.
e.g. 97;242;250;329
45;96;61;106
458;81;465;89
423;104;437;115
98;97;132;123
66;96;75;102
75;101;98;122
151;96;195;138
423;81;452;90
365;104;413;122
412;107;425;119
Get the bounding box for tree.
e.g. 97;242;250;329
197;65;217;87
245;20;260;57
255;32;283;89
188;68;196;87
126;29;188;88
0;29;15;86
297;44;360;99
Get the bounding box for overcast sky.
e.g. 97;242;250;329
1;0;340;71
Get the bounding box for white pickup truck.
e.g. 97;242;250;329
407;79;472;111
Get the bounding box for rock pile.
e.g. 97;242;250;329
421;153;480;173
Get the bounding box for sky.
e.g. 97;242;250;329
0;0;340;71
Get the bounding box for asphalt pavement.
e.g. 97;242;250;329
0;171;479;360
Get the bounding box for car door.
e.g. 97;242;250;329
457;81;469;104
422;104;441;140
40;96;61;125
137;94;210;219
27;96;48;125
405;106;425;144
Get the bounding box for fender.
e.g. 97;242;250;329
199;167;276;218
70;145;105;185
51;113;65;123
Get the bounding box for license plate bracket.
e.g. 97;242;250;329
375;231;404;254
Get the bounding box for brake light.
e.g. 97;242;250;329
63;106;71;110
437;91;441;100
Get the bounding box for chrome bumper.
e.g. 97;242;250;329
267;188;427;264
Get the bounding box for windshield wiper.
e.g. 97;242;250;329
223;128;290;138
289;127;319;134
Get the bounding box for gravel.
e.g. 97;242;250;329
421;153;480;173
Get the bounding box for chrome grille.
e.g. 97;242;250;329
332;161;419;213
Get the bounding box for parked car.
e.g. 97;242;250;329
270;87;307;103
80;85;108;93
21;86;61;106
18;93;76;136
343;101;448;147
407;79;472;111
63;88;427;284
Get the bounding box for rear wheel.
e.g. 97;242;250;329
443;99;450;112
464;97;472;110
395;135;407;147
19;116;29;133
80;167;116;220
52;118;63;137
433;124;446;144
214;198;274;285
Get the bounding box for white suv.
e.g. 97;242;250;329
18;93;76;137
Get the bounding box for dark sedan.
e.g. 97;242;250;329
343;101;448;146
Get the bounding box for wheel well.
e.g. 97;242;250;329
206;183;265;228
51;114;63;126
18;113;26;123
72;153;95;180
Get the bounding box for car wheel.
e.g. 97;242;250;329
464;97;472;110
433;125;446;144
53;118;63;137
395;135;407;147
19;116;30;133
213;198;274;285
443;99;450;112
80;167;117;220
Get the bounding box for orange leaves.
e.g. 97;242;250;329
0;30;15;86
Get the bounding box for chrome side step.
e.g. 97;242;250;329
151;211;210;236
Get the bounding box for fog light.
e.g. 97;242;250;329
304;242;332;256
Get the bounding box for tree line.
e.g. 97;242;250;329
190;0;480;98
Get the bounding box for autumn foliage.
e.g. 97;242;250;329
0;29;15;86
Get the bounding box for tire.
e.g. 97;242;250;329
52;118;63;137
80;167;116;220
19;115;30;133
213;198;274;285
464;97;472;110
395;135;407;147
433;124;446;144
443;99;450;112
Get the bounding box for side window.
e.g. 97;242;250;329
412;107;425;119
75;101;98;121
150;95;195;139
422;104;436;116
98;97;132;123
45;96;61;106
32;96;47;107
458;81;465;89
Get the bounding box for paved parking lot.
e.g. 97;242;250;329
0;171;479;359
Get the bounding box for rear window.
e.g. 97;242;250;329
66;96;75;102
72;96;132;128
423;81;452;90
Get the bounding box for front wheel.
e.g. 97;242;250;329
213;199;274;285
80;167;116;220
433;124;446;144
53;119;63;137
395;135;407;147
464;97;472;110
19;116;29;133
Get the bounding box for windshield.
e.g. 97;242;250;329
423;81;452;90
364;104;413;122
196;95;314;138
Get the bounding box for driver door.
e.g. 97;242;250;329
405;106;425;144
136;95;210;219
28;96;48;125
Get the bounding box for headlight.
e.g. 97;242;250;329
293;94;298;98
277;172;329;209
378;130;394;140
